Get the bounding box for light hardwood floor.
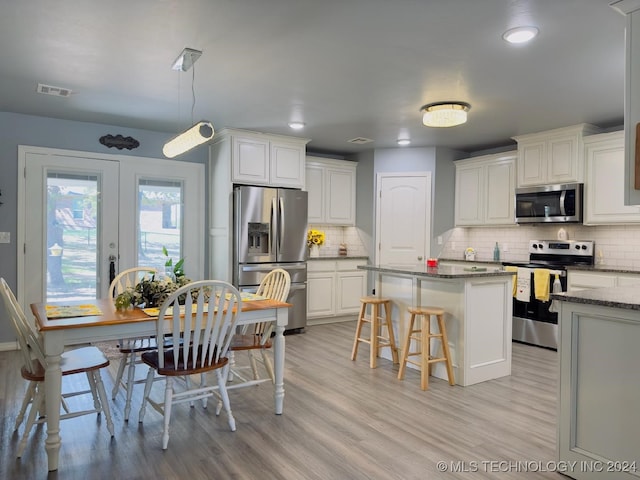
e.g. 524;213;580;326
0;321;563;480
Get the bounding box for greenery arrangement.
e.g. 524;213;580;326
114;248;191;309
163;246;184;279
307;229;325;247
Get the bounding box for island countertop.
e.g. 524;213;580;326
358;263;515;279
552;285;640;311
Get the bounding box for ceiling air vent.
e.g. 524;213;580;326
347;137;374;145
37;83;72;98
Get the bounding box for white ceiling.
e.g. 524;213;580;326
0;0;627;156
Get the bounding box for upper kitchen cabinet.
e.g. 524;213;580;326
305;156;357;225
512;124;601;187
454;151;516;226
611;1;640;206
212;128;310;188
584;130;640;224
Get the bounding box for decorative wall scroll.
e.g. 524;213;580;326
99;134;140;150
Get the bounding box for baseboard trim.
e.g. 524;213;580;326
0;341;18;352
307;315;357;326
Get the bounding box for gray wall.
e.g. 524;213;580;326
0;111;207;345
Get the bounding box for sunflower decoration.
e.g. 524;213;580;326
307;229;325;247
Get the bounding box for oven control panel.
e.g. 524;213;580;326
528;240;594;256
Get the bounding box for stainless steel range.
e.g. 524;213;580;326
505;239;594;350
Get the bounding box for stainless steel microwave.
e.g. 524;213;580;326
515;183;583;224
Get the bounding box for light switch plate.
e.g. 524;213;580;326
0;232;10;243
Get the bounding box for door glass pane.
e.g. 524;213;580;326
46;173;99;301
137;179;183;275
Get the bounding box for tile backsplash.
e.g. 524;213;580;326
439;225;640;267
307;225;368;257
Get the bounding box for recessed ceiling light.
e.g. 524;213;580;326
397;139;411;146
288;121;306;130
502;26;539;44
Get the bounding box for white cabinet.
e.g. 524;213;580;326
567;270;640;291
208;128;309;282
307;259;367;320
214;128;309;188
567;271;617;291
611;1;640;206
305;157;356;225
307;261;336;318
513;124;600;187
454;151;516;226
584;130;640;224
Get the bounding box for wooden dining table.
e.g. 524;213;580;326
30;296;291;472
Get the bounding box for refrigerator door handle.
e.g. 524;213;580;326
271;197;277;257
278;196;285;253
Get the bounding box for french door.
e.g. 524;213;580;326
18;146;205;310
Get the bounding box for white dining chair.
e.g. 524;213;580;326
137;280;242;450
108;266;158;421
225;268;291;390
0;277;114;458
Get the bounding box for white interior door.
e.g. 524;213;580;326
18;146;204;310
375;173;431;268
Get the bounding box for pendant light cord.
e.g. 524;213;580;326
191;62;196;125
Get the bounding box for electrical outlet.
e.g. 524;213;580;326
437;235;443;245
0;232;10;243
503;244;509;252
451;242;456;250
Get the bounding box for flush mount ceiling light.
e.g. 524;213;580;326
162;121;214;158
164;47;214;158
420;102;471;128
397;138;411;146
502;26;539;44
288;121;306;130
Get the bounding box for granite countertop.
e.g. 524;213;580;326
565;264;640;274
439;257;525;265
552;286;640;311
443;259;640;275
358;263;515;279
307;256;369;260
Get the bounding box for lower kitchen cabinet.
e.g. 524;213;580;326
567;269;640;291
307;258;367;322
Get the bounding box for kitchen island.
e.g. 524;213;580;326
553;287;640;479
358;264;515;386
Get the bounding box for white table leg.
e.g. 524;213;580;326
43;332;64;471
273;308;286;415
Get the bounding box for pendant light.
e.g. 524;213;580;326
163;48;214;158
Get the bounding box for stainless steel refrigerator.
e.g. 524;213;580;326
233;185;308;331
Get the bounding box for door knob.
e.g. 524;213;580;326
417;256;423;261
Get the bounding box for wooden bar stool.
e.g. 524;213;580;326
351;296;398;368
397;306;455;390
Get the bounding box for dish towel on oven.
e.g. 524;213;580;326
504;266;518;297
533;268;551;302
516;268;532;302
549;274;563;313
